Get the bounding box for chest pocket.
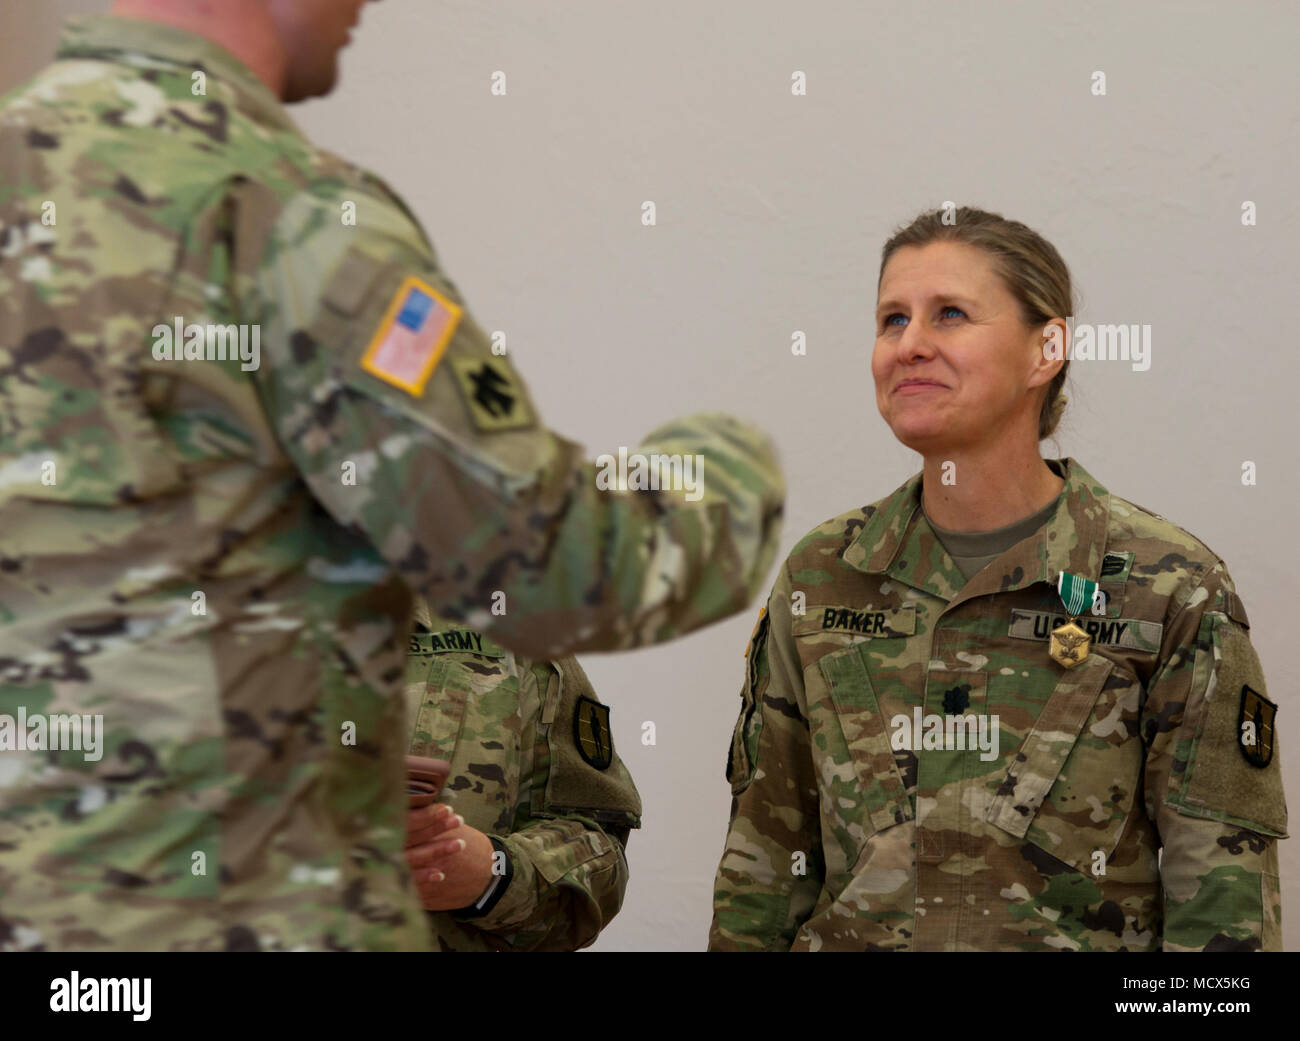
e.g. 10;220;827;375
405;629;521;834
984;653;1141;872
816;643;914;840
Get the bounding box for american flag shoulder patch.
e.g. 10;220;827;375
360;275;462;397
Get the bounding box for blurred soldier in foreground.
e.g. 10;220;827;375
0;0;782;951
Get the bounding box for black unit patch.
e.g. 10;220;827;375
450;356;534;432
1238;685;1277;769
574;694;613;770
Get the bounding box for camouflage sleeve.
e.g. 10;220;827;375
237;176;784;660
709;564;824;950
458;658;641;951
1143;560;1287;951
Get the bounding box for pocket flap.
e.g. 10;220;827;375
985;653;1116;838
819;646;912;834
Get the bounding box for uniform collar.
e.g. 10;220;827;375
842;456;1112;608
56;14;301;135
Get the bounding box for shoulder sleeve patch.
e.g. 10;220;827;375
359;275;462;397
310;242;553;485
449;355;534;432
543;659;641;828
1175;615;1287;837
573;694;612;770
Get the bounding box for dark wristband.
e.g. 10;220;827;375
450;835;514;919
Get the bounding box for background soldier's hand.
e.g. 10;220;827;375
405;809;497;910
406;801;459;848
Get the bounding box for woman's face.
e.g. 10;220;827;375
873;240;1056;456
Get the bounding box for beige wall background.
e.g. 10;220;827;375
7;0;1298;952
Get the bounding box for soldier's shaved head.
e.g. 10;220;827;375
110;0;378;101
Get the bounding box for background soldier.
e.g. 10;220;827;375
403;601;640;951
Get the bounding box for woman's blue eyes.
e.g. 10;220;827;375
883;306;966;327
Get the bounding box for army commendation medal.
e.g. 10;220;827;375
1050;571;1101;669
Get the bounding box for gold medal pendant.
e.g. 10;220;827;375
1049;616;1091;669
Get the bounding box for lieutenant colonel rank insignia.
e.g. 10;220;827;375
451;356;534;432
574;695;613;770
1238;685;1277;768
360;275;462;397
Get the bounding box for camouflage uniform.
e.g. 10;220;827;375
405;599;640;951
0;16;783;951
712;457;1287;951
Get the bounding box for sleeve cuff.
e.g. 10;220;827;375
449;835;514;919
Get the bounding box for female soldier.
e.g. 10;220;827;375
709;207;1286;952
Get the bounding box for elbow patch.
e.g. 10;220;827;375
1167;613;1288;838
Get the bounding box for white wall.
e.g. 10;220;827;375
13;0;1300;952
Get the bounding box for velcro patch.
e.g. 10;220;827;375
545;661;641;826
1175;615;1287;836
1099;550;1134;582
1007;609;1162;652
360;275;462;397
794;604;916;638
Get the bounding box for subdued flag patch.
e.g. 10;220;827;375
360;275;461;396
573;695;613;770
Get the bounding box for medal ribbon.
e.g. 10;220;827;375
1056;571;1098;616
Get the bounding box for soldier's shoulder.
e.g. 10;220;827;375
1103;491;1236;612
305;146;431;239
785;496;890;572
1;56;316;202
